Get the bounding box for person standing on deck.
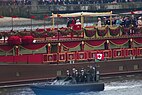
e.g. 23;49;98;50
75;70;80;83
97;18;102;28
137;16;142;34
102;17;107;26
71;17;76;26
131;15;137;27
75;19;81;25
124;16;131;28
88;66;95;82
105;17;110;25
92;66;97;81
65;69;76;83
138;17;142;28
72;68;76;78
67;18;72;27
130;15;137;34
116;17;122;26
66;69;71;77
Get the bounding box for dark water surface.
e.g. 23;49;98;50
0;76;142;95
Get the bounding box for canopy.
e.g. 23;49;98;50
51;12;116;18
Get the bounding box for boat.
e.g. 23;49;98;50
0;11;142;85
31;82;104;95
31;70;104;95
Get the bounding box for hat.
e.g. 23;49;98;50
81;69;84;72
76;19;80;22
139;17;141;19
72;68;76;71
66;70;69;72
98;18;101;20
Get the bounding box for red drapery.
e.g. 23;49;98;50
134;38;142;44
62;41;81;48
109;27;120;36
7;36;21;45
86;40;106;47
110;39;128;45
0;45;13;51
72;25;82;31
36;28;45;32
85;29;96;37
12;16;18;18
31;15;36;19
22;36;34;44
0;16;4;18
44;15;49;19
97;28;108;36
22;43;46;50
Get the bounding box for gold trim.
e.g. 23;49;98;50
109;40;129;46
85;41;106;48
58;53;66;62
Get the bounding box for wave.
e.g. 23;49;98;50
105;84;142;91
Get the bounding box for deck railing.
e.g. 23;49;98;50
43;48;139;63
0;48;139;64
0;25;142;43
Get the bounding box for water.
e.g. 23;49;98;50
0;23;93;31
0;77;142;95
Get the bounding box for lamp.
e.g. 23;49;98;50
82;41;84;45
48;43;51;47
58;43;61;46
107;40;109;43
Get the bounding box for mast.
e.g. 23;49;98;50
110;11;113;26
81;12;84;28
52;13;55;29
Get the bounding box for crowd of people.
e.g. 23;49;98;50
66;14;142;35
0;0;31;5
67;14;142;29
96;15;142;34
0;0;142;6
66;17;81;27
96;15;141;35
38;0;142;5
64;66;99;84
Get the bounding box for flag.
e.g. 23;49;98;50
95;53;104;60
0;16;4;18
57;14;62;18
12;16;18;18
31;15;36;19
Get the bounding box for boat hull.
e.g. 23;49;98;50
0;59;142;85
31;82;104;95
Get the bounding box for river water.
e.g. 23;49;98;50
0;23;93;31
0;75;142;95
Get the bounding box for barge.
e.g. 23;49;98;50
0;12;142;85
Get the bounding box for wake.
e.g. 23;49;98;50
104;84;142;91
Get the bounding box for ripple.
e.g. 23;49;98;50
1;78;142;95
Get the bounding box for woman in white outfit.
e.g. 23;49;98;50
97;18;102;28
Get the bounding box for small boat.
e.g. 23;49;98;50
30;81;104;95
31;67;104;95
